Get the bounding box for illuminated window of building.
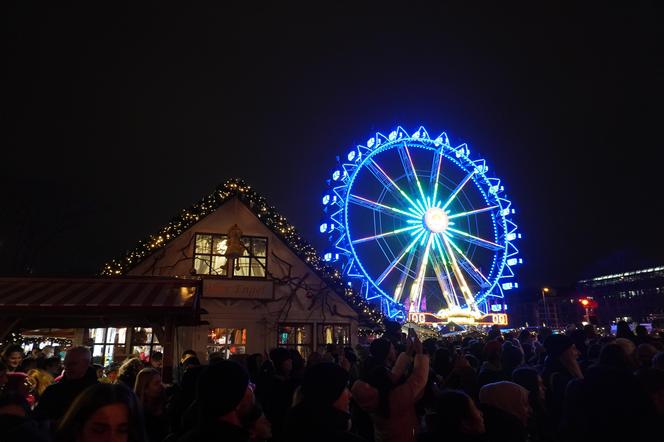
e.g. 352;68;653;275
131;327;163;362
277;323;312;360
318;324;350;352
207;328;247;359
89;328;127;367
194;233;267;278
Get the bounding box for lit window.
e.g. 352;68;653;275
194;233;267;278
131;327;163;362
88;328;127;367
278;324;312;360
318;324;350;352
207;328;247;359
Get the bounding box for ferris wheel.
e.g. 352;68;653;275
320;126;521;324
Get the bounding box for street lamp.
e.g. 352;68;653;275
541;287;550;326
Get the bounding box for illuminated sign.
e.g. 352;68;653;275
408;311;508;326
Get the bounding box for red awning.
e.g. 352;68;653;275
0;277;199;310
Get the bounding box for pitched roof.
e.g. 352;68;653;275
101;178;384;327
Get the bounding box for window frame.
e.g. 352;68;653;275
130;327;163;361
317;323;351;351
193;232;268;279
277;323;314;360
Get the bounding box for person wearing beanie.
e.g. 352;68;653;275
177;360;254;442
541;334;582;432
285;362;364;442
479;381;530;442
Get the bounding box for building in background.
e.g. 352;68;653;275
577;265;664;326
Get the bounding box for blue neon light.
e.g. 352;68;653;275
319;126;520;322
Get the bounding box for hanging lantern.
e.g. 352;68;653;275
225;224;244;270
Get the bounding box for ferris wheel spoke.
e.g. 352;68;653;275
404;145;429;207
440;234;480;313
430;240;459;309
393;247;417;302
367;160;422;214
442;170;477;211
408;233;433;312
349;194;421;220
445;227;504;251
375;229;426;285
351;225;420;245
430;148;444;206
446;236;491;286
447;205;499;220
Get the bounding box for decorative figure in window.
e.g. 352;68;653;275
225;224;244;271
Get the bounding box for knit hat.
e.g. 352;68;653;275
196;360;249;419
544;334;573;360
369;338;392;362
301;362;349;407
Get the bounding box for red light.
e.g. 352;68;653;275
580;299;589;306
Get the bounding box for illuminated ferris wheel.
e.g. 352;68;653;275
320;126;521;324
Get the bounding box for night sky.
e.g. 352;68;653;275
3;5;662;288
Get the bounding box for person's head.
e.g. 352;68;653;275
544;334;580;375
18;356;38;373
196;360;253;426
512;367;545;404
64;346;92;380
483;340;502;364
369;338;396;365
42;345;55;358
501;342;524;374
180;350;197;364
301;362;351;413
635;325;648;338
479;381;530;425
432;389;485;435
45;356;63;377
133;368;163;404
269;347;292;376
599;343;632;371
0;391;30;417
616;320;634;338
93;364;105;379
117;358;144;386
56;383;146;442
148;352;163;369
1;344;24;371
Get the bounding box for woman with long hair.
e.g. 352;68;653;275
134;367;168;442
1;344;24;373
56;382;147;442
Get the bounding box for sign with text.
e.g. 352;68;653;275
203;279;274;300
408;311;508;326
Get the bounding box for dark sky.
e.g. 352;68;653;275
3;4;663;288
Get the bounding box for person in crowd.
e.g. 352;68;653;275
418;389;486;442
166;363;204;436
562;342;653;441
149;352;163;370
246;353;264;384
615;320;636;342
0;390;51;441
285;362;363;442
361;337;398;379
5;371;36;408
56;382;147;442
1;344;24;373
35;346;99;424
177;360;255;442
635;367;664;418
540;334;582;427
352;332;429;442
27;366;54;398
432;347;452;382
653;351;664;370
518;330;535;364
479;381;530;442
512;367;553;442
478;341;503;386
134;367;168;442
255;347;296;442
44;356;63;378
634;324;651;346
19;355;39;373
500;341;524;379
173;350;197;384
117;357;145;390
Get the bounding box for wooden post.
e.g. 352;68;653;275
162;317;175;383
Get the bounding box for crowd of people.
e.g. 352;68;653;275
1;320;663;442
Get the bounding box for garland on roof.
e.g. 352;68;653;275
101;178;384;327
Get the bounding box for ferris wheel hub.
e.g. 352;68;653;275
423;207;449;233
